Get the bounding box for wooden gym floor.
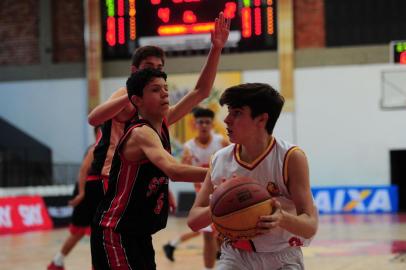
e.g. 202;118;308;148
1;214;406;270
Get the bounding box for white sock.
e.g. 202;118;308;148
169;237;181;247
52;252;65;266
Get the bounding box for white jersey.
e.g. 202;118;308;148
210;137;314;253
183;133;227;168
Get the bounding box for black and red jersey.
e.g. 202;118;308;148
94;118;171;234
87;116;136;178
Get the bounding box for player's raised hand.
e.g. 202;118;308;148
211;12;231;49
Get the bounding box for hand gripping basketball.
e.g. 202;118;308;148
210;176;272;240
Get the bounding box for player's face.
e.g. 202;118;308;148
137;56;164;71
195;117;213;137
140;77;169;117
224;106;256;144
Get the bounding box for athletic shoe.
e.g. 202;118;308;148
47;262;64;270
163;243;176;262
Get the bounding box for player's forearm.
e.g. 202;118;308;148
77;150;93;195
192;46;223;100
191;11;229;99
279;207;318;239
168;164;207;183
88;94;129;126
187;206;212;232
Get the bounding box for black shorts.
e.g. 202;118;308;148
90;225;156;270
71;177;105;228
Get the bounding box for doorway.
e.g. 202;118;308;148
390;150;406;212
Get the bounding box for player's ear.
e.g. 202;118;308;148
131;95;142;107
256;113;269;128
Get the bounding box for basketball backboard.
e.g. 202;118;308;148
381;69;406;110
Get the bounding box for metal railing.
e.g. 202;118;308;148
52;163;81;185
0;161;80;187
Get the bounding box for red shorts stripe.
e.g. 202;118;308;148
102;228;130;269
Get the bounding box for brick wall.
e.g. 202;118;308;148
294;0;326;49
51;0;84;63
0;0;84;67
0;0;40;65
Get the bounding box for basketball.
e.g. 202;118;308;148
210;176;272;240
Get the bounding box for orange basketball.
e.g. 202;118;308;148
210;176;272;240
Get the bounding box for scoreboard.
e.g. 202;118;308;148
390;40;406;64
102;0;277;59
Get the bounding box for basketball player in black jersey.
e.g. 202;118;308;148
90;69;202;269
87;45;181;212
91;12;230;269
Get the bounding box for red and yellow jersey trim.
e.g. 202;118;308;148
282;146;305;186
233;137;276;170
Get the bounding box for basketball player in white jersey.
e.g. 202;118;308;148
163;108;228;270
188;83;319;270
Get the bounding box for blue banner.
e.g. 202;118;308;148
311;186;398;214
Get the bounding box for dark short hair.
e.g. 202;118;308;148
192;107;215;119
131;46;165;68
126;68;167;100
219;83;284;134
